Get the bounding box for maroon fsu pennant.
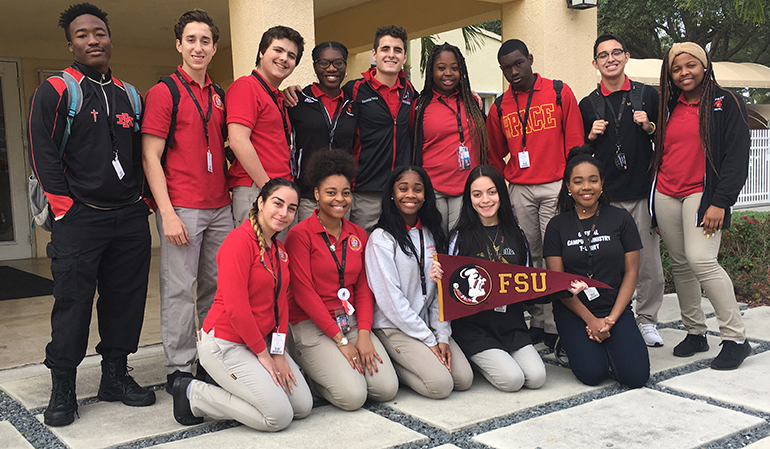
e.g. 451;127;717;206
435;254;611;321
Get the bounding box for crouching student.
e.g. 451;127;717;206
543;147;650;388
366;166;474;399
285;150;398;411
172;179;313;431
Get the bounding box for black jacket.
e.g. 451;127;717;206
288;84;356;198
651;85;750;229
342;70;416;193
28;62;144;217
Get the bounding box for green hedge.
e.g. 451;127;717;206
660;211;770;306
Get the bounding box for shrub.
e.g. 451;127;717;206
659;211;770;307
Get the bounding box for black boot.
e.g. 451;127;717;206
44;369;78;427
97;358;156;406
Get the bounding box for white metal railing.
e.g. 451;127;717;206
736;129;770;207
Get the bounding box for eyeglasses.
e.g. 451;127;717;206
314;59;346;69
595;48;626;61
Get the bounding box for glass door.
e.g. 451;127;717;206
0;60;33;260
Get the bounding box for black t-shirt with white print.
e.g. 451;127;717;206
543;204;642;320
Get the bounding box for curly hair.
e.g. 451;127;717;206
255;26;305;66
174;9;219;44
59;3;110;42
306;149;357;190
374;25;407;50
413;42;488;166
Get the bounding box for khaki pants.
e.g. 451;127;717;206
469;344;546;392
232;183;295;241
611;199;665;325
434;190;463;235
157;205;233;375
654;191;745;340
509;181;561;334
289;317;398;410
374;328;473;399
190;329;313;432
350;192;382;233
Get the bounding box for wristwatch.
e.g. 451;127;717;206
336;337;349;347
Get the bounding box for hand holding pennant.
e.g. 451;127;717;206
434;254;610;321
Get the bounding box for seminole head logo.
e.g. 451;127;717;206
449;264;492;305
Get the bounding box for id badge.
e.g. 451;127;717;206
584;287;600;302
334;307;351;333
494;305;507;313
518;150;530;169
614;152;627;171
270;332;286;354
207;150;213;173
457;145;471;170
112;156;125;180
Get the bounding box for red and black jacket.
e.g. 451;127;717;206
342;69;416;193
28;62;145;218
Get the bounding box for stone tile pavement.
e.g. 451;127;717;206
1;300;769;449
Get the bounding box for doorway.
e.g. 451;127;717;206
0;59;33;260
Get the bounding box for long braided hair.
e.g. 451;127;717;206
248;178;300;258
413;42;488;166
654;45;719;173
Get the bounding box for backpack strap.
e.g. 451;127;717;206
553;80;563;107
588;88;605;121
158;76;181;154
495;92;504;120
629;80;644;111
55;71;84;156
119;80;142;132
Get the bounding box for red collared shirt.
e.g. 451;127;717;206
658;93;704;198
600;75;631;96
310;83;345;119
367;68;407;119
142;66;229;209
226;70;293;187
285;210;374;337
202;222;291;355
420;90;480;196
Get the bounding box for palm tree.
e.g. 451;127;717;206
419;24;490;76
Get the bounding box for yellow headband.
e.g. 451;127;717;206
668;42;709;71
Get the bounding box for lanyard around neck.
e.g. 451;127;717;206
405;228;427;299
572;206;601;279
437;95;465;144
512;78;536;149
252;71;291;147
321;232;348;290
259;241;282;332
175;70;213;149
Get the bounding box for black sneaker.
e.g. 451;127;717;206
167;370;194;395
711;341;752;370
43;369;78;427
173;377;204;426
97;358;156;406
673;334;709;357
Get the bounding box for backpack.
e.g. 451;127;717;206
28;67;142;231
587;80;645;122
157;73;226;165
495;79;563;120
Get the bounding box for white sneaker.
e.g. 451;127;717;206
640;323;664;347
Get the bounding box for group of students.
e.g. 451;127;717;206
29;2;751;433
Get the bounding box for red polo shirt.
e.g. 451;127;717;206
365;68;414;123
285;210;374;338
421;90;481;196
226;70;293;187
202;222;291;355
142;66;230;209
600;75;631;96
310;83;344;118
658;93;704;198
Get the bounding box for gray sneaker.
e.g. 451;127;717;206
639;323;664;347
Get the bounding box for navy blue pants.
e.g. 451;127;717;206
45;201;151;370
556;311;649;388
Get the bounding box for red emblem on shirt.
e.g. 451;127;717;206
213;93;224;110
714;97;723;110
116;113;133;128
278;249;288;262
348;236;362;251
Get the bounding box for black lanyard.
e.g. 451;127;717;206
321;233;348;290
259;240;282;332
405;228;427;299
437;95;465;144
320;95;346;150
105;80;119;158
572;206;601;279
511;77;536;150
604;92;628;153
175;70;213;150
252;71;291;147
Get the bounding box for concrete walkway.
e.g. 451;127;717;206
1;295;769;449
